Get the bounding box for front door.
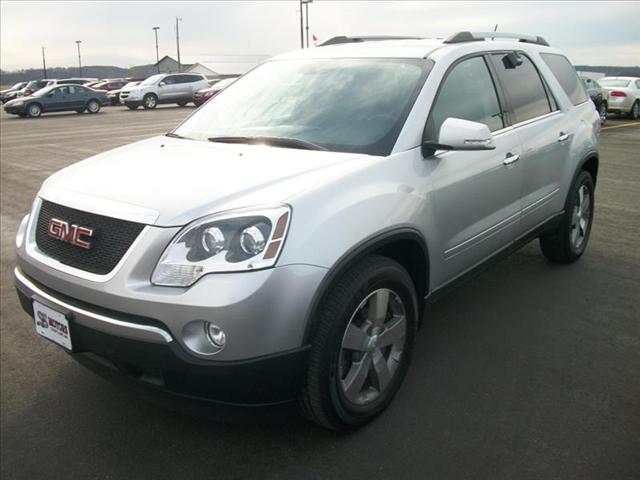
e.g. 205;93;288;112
425;55;524;282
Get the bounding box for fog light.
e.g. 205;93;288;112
205;322;226;348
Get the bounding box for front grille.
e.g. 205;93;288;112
35;200;145;275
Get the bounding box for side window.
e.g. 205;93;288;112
427;56;504;140
490;53;552;124
68;86;76;95
162;76;176;85
540;53;589;106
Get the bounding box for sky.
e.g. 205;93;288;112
1;0;639;71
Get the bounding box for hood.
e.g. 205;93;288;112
40;136;371;226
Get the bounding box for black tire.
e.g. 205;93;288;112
176;101;188;107
630;100;639;120
86;99;101;114
143;94;158;110
299;255;418;431
598;102;607;126
540;170;594;263
126;104;138;110
26;103;42;118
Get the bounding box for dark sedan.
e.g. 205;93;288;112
4;84;109;118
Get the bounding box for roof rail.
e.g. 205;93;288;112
444;31;550;47
320;35;423;46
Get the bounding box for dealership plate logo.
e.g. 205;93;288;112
47;217;93;250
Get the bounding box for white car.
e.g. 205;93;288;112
599;76;640;119
120;73;208;110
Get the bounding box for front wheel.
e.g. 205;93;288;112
27;103;42;118
87;99;101;114
598;102;607;125
540;170;594;263
299;255;418;431
143;94;157;110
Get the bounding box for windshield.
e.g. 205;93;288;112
599;79;630;88
141;74;164;86
174;58;431;156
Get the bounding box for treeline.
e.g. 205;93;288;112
575;65;640;77
0;65;147;84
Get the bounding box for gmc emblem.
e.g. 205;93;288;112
47;218;93;250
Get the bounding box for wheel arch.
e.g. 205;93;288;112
579;151;599;187
303;227;430;343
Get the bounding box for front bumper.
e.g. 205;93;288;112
15;267;311;405
4;104;26;114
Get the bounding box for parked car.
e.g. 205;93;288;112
107;81;141;106
55;77;98;86
598;76;640;119
580;76;608;124
13;32;600;430
14;79;57;98
119;73;208;109
0;82;28;103
4;84;109;117
193;77;238;106
91;79;129;92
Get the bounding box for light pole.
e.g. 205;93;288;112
175;17;182;73
41;47;47;78
152;26;160;73
303;0;313;48
75;40;83;77
298;0;304;48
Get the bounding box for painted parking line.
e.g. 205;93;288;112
601;122;640;131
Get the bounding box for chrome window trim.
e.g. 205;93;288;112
25;197;151;283
14;267;173;344
510;109;563;129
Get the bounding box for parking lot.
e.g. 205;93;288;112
1;106;639;479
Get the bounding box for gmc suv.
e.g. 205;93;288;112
119;73;208;109
14;32;599;431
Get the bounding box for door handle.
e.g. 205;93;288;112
558;132;570;142
503;153;520;165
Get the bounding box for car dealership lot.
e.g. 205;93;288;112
1;107;639;479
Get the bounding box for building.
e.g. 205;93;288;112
128;56;193;79
183;55;270;78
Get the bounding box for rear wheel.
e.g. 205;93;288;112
27;103;42;118
299;255;417;431
631;101;639;120
87;99;101;114
143;94;157;110
540;170;594;263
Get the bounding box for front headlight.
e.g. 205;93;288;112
151;205;291;287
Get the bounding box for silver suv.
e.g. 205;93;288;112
14;32;599;430
120;73;208;109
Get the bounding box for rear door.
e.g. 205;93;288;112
489;52;570;232
426;55;524;280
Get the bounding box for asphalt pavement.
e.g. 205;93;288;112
1;106;639;480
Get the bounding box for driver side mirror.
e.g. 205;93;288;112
159;81;166;87
422;118;495;157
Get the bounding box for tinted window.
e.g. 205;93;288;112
490;53;552;123
427;56;504;140
162;76;177;85
540;53;588;106
185;75;202;83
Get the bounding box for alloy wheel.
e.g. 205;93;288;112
570;185;591;249
338;288;407;406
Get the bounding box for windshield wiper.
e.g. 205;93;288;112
165;132;186;139
207;136;327;151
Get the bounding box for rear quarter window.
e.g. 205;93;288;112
540;53;589;106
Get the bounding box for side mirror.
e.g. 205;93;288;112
422;118;495;157
159;81;166;87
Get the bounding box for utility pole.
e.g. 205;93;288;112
152;26;160;73
299;0;304;48
175;17;182;73
75;40;83;77
305;0;310;48
41;47;47;79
